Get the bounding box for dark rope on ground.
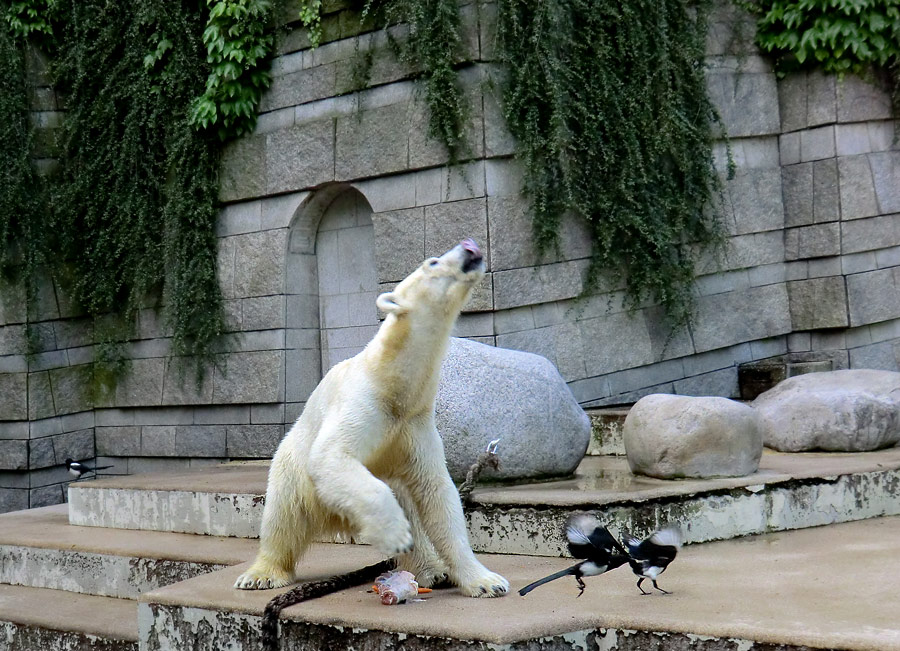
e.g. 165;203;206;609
261;439;501;651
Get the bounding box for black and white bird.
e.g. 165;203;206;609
623;526;682;595
519;514;629;597
65;458;113;480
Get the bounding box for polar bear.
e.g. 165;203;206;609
234;238;508;598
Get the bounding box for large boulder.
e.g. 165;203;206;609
753;370;900;452
436;338;590;481
624;394;763;479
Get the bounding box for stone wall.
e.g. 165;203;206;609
1;0;898;511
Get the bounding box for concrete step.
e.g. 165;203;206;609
69;449;900;555
139;516;900;650
0;504;257;599
0;583;137;651
585;407;627;455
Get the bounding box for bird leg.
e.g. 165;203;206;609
651;580;670;595
636;578;650;595
575;575;586;597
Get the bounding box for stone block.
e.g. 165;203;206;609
781;163;812;227
0;280;26;326
217;201;262;238
706;231;784;273
408;77;484;169
140;426;176;456
96;426;141;457
849;340;900;372
579;311;654;376
485;158;524;197
779;131;801;166
0;325;27;356
261;191;309;231
0;373;27;421
259;63;337;113
727;167;784;235
193;406;251;425
785;223;840;260
692;284;791;353
351;173;416;213
812;158;840;223
213;351;285;404
497;321;587;382
28;371;54;420
673;367;739;398
219;135;266;202
251;403;285;424
54;429;94;464
842;251;877;275
707;72;780;137
847;268;900;326
836;75;892;122
836;123;872;156
30;483;65;508
254;107;295;135
267;120;335;194
876;246;900;269
111;358;164;408
233;229;288;298
842;214;900;255
0;440;27;470
286;294;319;329
54;318;94;349
28;436;54;468
869;151;900;214
48;365;93;416
175;425;226;457
493;259;593;310
777;72;807;132
161;358;214;405
424;199;489;266
625;395;762;479
788;277;849;330
483;82;515;157
838;155;879;220
806;70;837;126
372;207;426;283
336;104;410;180
226;424;283;457
0;487;27;513
488;196;591;270
799;125;835;162
241;295;286;331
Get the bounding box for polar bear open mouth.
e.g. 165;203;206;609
460;238;484;273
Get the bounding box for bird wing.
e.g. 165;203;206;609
631;526;682;566
565;515;626;559
648;527;683;550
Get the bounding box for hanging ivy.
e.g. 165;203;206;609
496;0;726;326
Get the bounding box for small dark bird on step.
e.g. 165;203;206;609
66;458;113;480
519;514;629;597
623;526;682;595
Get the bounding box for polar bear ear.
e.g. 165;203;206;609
376;292;408;315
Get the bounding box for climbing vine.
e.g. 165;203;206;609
496;0;726;325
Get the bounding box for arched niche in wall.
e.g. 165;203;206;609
285;184;379;416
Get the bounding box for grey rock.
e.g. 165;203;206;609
175;425;226;457
28;436;55;469
226;424;284;457
847;268;900;327
219;135;267;202
842;214;900;255
624;394;762;479
266;121;335;193
753;370;900;451
0;373;27;421
336;104;409;180
784;223;840;260
96;426;141;457
838;155;879;221
788;277;848;330
0;440;27;471
54;429;94;464
373;207;426;283
436;337;590;481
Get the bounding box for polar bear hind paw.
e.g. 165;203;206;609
233;566;293;590
459;571;509;598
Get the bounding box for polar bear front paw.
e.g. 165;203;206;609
233;566;293;590
459;571;509;598
363;515;414;556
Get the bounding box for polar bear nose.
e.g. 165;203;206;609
461;238;481;257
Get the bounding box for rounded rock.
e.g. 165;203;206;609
624;394;762;479
436;338;591;481
753;369;900;452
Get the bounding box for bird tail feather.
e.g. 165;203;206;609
518;565;576;596
93;465;114;471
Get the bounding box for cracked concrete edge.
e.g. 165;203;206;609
1;622;137;651
467;467;900;555
0;544;227;599
138;603;825;651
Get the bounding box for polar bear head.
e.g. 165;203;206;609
376;239;485;319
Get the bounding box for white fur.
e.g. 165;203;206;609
233;243;509;599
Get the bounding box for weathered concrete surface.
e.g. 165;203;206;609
624;394;762;478
585;408;627;455
467;449;900;555
438;337;591;481
141;516;900;650
69;450;900;557
0;504;255;598
0;583;137;650
753;369;900;451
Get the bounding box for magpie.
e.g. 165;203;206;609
65;458;113;480
519;514;629;597
623;526;682;595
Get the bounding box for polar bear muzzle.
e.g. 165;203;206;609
460;238;483;273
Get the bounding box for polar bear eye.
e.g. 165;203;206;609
427;258;439;267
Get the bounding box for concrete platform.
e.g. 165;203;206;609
0;583;137;651
140;516;900;651
70;449;900;554
0;504;256;598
